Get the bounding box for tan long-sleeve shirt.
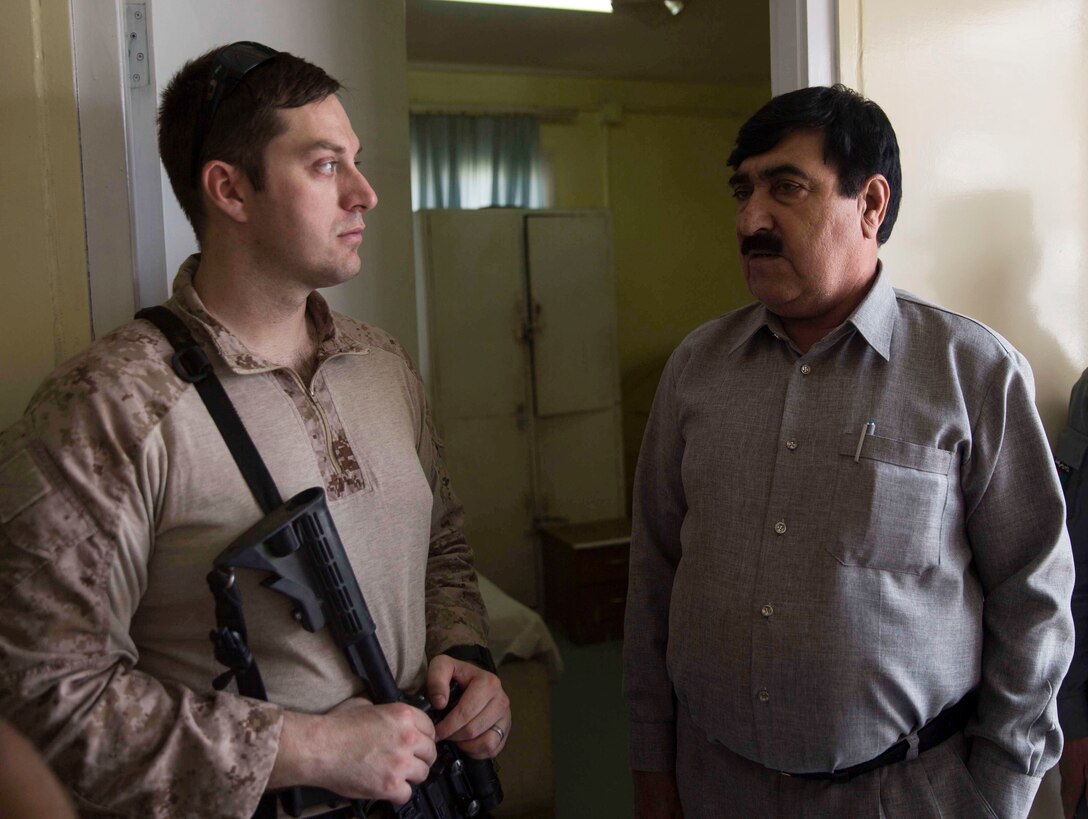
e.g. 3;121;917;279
0;256;488;817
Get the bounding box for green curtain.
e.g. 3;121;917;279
410;114;547;210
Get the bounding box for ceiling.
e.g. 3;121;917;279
405;0;770;86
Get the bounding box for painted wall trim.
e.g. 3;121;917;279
835;0;862;92
70;0;166;338
124;2;168;313
32;2;72;363
769;0;839;95
71;0;134;337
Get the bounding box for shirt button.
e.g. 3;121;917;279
758;688;771;703
800;363;812;375
774;520;787;535
785;439;798;451
760;604;774;618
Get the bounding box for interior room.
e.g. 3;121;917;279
6;3;772;815
405;2;769;814
3;1;1087;817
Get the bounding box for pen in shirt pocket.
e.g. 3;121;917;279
854;419;876;463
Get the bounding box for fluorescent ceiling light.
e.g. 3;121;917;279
436;0;613;12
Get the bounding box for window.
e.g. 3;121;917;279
410;114;550;210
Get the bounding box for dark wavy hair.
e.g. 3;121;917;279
727;84;902;245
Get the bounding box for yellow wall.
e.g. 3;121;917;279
0;1;90;428
409;70;769;500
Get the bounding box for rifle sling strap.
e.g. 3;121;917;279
137;306;283;512
137;306;281;819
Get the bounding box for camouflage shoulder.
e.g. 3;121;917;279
15;317;188;480
331;312;421;378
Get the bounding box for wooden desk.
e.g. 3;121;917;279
539;518;631;644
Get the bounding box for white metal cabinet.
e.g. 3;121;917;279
414;209;625;607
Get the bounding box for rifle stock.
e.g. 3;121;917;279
211;487;503;818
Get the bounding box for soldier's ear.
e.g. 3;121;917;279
858;174;890;240
202;161;250;225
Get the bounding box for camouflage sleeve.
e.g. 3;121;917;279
0;418;283;817
410;380;489;659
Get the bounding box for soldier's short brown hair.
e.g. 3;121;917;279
157;43;341;241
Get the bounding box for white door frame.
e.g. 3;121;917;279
770;0;839;96
70;0;167;338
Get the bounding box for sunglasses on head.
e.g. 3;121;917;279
190;41;279;185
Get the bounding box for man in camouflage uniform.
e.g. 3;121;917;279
0;43;509;816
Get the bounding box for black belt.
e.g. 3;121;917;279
780;691;978;783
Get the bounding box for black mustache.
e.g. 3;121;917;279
741;234;784;256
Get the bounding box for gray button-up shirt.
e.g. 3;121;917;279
624;270;1073;815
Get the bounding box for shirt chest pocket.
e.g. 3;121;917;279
826;432;954;575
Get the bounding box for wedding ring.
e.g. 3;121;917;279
489;724;506;741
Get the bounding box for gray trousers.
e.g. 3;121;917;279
675;706;999;818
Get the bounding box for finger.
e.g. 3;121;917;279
404;754;433;786
388;701;436;741
385;779;414;807
452;738;498;760
433;674;502;739
425;656;458;710
409;704;438;741
442;699;509;744
414;734;438;768
439;685;509;743
401;733;437;770
452;723;508;760
434;695;491;741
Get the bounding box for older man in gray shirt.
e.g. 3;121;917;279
623;85;1074;819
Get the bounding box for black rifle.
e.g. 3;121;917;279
209;486;503;818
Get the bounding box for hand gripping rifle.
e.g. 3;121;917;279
207;486;503;818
